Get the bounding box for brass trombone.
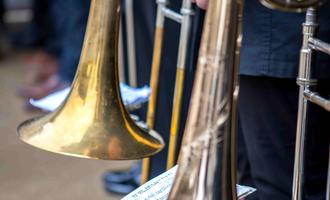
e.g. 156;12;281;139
17;0;164;160
168;0;243;198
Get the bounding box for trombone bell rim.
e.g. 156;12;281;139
259;0;326;12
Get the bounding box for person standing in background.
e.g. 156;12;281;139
18;0;90;102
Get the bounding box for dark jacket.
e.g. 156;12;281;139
240;0;330;78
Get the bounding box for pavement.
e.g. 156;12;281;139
0;52;135;200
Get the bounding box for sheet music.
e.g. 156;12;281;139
122;166;178;200
122;165;256;200
30;83;151;111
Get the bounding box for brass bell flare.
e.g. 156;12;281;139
17;0;164;160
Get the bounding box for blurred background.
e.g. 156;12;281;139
0;0;135;199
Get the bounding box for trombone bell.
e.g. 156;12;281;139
17;0;164;160
259;0;326;12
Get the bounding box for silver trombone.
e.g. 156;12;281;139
261;1;329;198
294;8;330;200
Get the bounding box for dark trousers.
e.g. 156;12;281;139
237;75;330;200
51;0;90;83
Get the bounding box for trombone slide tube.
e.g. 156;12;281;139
141;0;167;184
304;90;330;112
162;7;183;23
125;0;137;87
294;86;308;200
308;38;330;56
327;149;330;200
167;68;186;169
167;0;193;169
142;0;194;181
146;0;166;129
293;8;318;200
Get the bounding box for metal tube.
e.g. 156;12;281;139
125;0;137;87
327;148;330;200
304;90;330;112
294;87;308;200
308;38;330;56
293;8;318;200
141;0;167;184
230;0;244;197
166;0;193;169
162;7;183;23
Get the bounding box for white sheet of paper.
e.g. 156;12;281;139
122;165;256;200
30;83;151;112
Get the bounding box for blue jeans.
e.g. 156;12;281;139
49;0;90;83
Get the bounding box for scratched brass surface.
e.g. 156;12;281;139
17;0;164;160
168;0;242;198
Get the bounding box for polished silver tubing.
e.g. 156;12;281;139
159;0;194;24
176;1;193;71
308;38;330;55
304;90;330;112
327;150;330;200
125;0;137;87
294;7;330;200
293;8;318;200
162;7;183;23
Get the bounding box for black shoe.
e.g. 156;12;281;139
103;163;141;195
103;177;139;195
